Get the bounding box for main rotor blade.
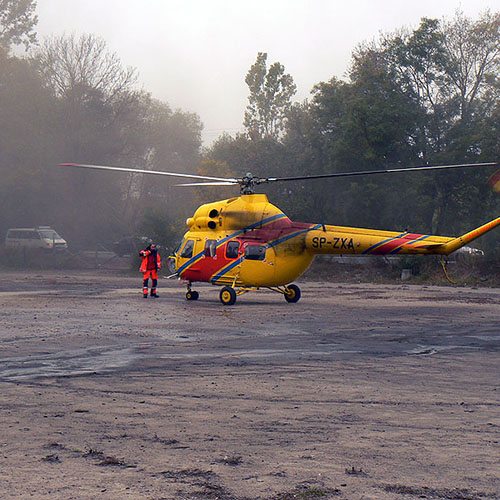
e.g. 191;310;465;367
176;181;239;187
263;162;499;183
59;163;239;183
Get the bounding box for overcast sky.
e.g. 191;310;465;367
36;0;500;145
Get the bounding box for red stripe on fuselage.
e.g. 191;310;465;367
369;233;425;255
243;219;312;242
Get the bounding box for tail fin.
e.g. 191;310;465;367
440;216;500;255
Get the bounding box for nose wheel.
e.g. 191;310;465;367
186;290;199;300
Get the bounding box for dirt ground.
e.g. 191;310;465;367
0;270;499;500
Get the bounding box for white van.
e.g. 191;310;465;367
5;227;68;250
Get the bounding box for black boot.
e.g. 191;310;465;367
151;279;158;297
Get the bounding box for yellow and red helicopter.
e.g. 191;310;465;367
61;162;500;305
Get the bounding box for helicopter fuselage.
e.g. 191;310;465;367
172;194;500;289
173;194;315;287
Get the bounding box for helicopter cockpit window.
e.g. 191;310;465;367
174;238;185;255
180;239;194;258
204;239;217;257
244;244;266;261
226;241;240;259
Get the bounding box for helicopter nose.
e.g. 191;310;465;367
167;256;177;273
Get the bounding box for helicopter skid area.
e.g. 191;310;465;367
185;281;301;305
0;270;499;500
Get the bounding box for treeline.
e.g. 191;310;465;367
1;4;500;255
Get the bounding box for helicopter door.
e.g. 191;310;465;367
179;238;205;279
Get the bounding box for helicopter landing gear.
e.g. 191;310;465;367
186;290;199;300
219;286;237;305
217;284;301;305
284;284;301;303
185;282;199;301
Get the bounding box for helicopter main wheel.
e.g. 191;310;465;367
284;284;301;303
219;286;237;306
186;290;199;301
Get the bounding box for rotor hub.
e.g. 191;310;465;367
240;172;259;194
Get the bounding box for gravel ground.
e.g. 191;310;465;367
0;270;499;499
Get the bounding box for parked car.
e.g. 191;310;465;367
5;226;68;250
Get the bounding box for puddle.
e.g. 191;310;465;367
0;340;488;381
0;345;138;380
0;343;366;380
406;345;482;356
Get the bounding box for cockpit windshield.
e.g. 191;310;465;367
174;238;185;255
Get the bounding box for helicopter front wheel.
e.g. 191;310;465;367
186;290;199;300
220;286;237;306
284;284;301;303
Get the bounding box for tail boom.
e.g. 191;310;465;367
304;217;500;256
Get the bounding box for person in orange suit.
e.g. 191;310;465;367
139;243;161;298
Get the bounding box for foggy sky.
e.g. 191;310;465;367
35;0;500;145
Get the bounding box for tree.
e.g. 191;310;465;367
244;52;296;140
34;33;141;165
316;12;500;235
129;98;203;225
0;47;59;238
0;0;37;51
381;12;500;156
302;53;428;230
31;34;143;247
193;159;236;204
32;33;204;248
442;10;500;123
35;33;137;104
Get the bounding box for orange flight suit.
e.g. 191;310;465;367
139;247;161;297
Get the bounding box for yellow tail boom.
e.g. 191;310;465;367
305;216;500;256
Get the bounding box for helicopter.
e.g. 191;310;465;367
60;162;500;305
